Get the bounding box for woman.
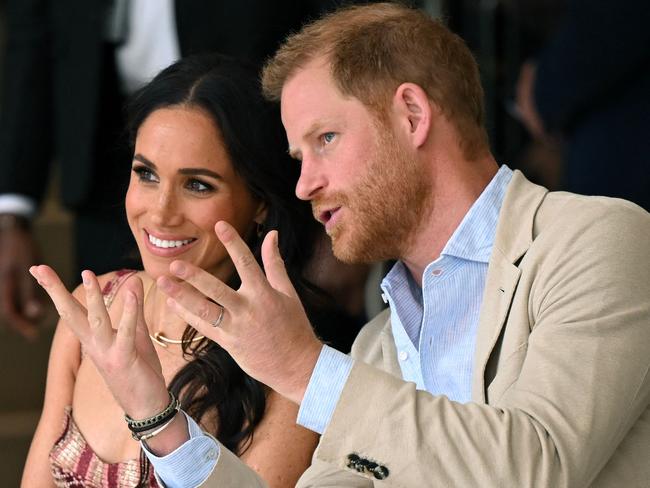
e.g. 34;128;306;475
22;53;322;487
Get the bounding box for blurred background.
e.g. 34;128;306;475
0;0;647;485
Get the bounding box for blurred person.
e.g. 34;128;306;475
31;3;650;487
0;0;342;339
22;53;325;487
516;0;650;211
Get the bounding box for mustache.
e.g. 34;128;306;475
311;193;350;219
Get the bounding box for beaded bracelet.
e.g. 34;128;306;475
124;391;180;434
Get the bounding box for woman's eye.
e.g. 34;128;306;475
186;179;213;193
133;166;157;183
321;132;336;145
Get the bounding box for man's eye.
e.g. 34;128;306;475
321;132;336;144
187;179;213;193
133;166;157;182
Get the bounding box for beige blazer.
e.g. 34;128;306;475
200;171;650;487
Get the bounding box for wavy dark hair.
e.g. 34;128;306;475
125;53;320;455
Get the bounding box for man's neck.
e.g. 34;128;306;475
401;155;499;285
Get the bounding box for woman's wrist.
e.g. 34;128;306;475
123;388;171;421
126;391;180;437
142;411;190;456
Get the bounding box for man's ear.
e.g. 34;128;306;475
392;83;433;149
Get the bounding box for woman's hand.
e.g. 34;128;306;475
29;265;169;419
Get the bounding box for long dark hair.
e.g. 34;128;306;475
125;53;320;454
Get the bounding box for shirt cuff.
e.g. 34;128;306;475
0;194;36;217
141;411;219;488
297;344;354;434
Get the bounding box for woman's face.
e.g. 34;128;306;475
125;106;264;279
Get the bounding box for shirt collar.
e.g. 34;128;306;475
441;164;513;263
382;164;513;290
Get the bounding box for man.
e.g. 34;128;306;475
36;3;650;486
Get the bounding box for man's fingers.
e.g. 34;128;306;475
30;265;90;342
81;270;113;348
166;261;242;313
213;221;267;287
165;296;226;345
262;231;299;299
159;273;230;326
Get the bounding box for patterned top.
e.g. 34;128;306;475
48;270;159;487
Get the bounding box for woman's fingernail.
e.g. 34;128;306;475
81;271;91;287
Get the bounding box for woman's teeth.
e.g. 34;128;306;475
148;234;194;249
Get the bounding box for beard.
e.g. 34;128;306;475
316;121;430;264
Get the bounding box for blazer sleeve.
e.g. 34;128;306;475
534;0;650;132
298;200;650;487
0;0;54;202
197;439;268;488
297;458;374;488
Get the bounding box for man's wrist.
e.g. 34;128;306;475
286;340;324;405
297;345;355;434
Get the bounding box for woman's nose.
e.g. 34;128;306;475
151;189;182;226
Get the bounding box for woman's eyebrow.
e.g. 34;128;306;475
178;167;223;180
133;153;156;168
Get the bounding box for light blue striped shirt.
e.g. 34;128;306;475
146;165;513;485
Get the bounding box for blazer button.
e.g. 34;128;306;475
372;465;389;480
356;458;370;472
346;453;360;469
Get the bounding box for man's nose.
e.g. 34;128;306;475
295;157;326;201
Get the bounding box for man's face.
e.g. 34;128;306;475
281;60;429;263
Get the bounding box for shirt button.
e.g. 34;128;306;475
204;448;218;462
399;351;408;361
431;269;443;276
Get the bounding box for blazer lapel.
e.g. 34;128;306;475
472;171;548;402
472;249;521;402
